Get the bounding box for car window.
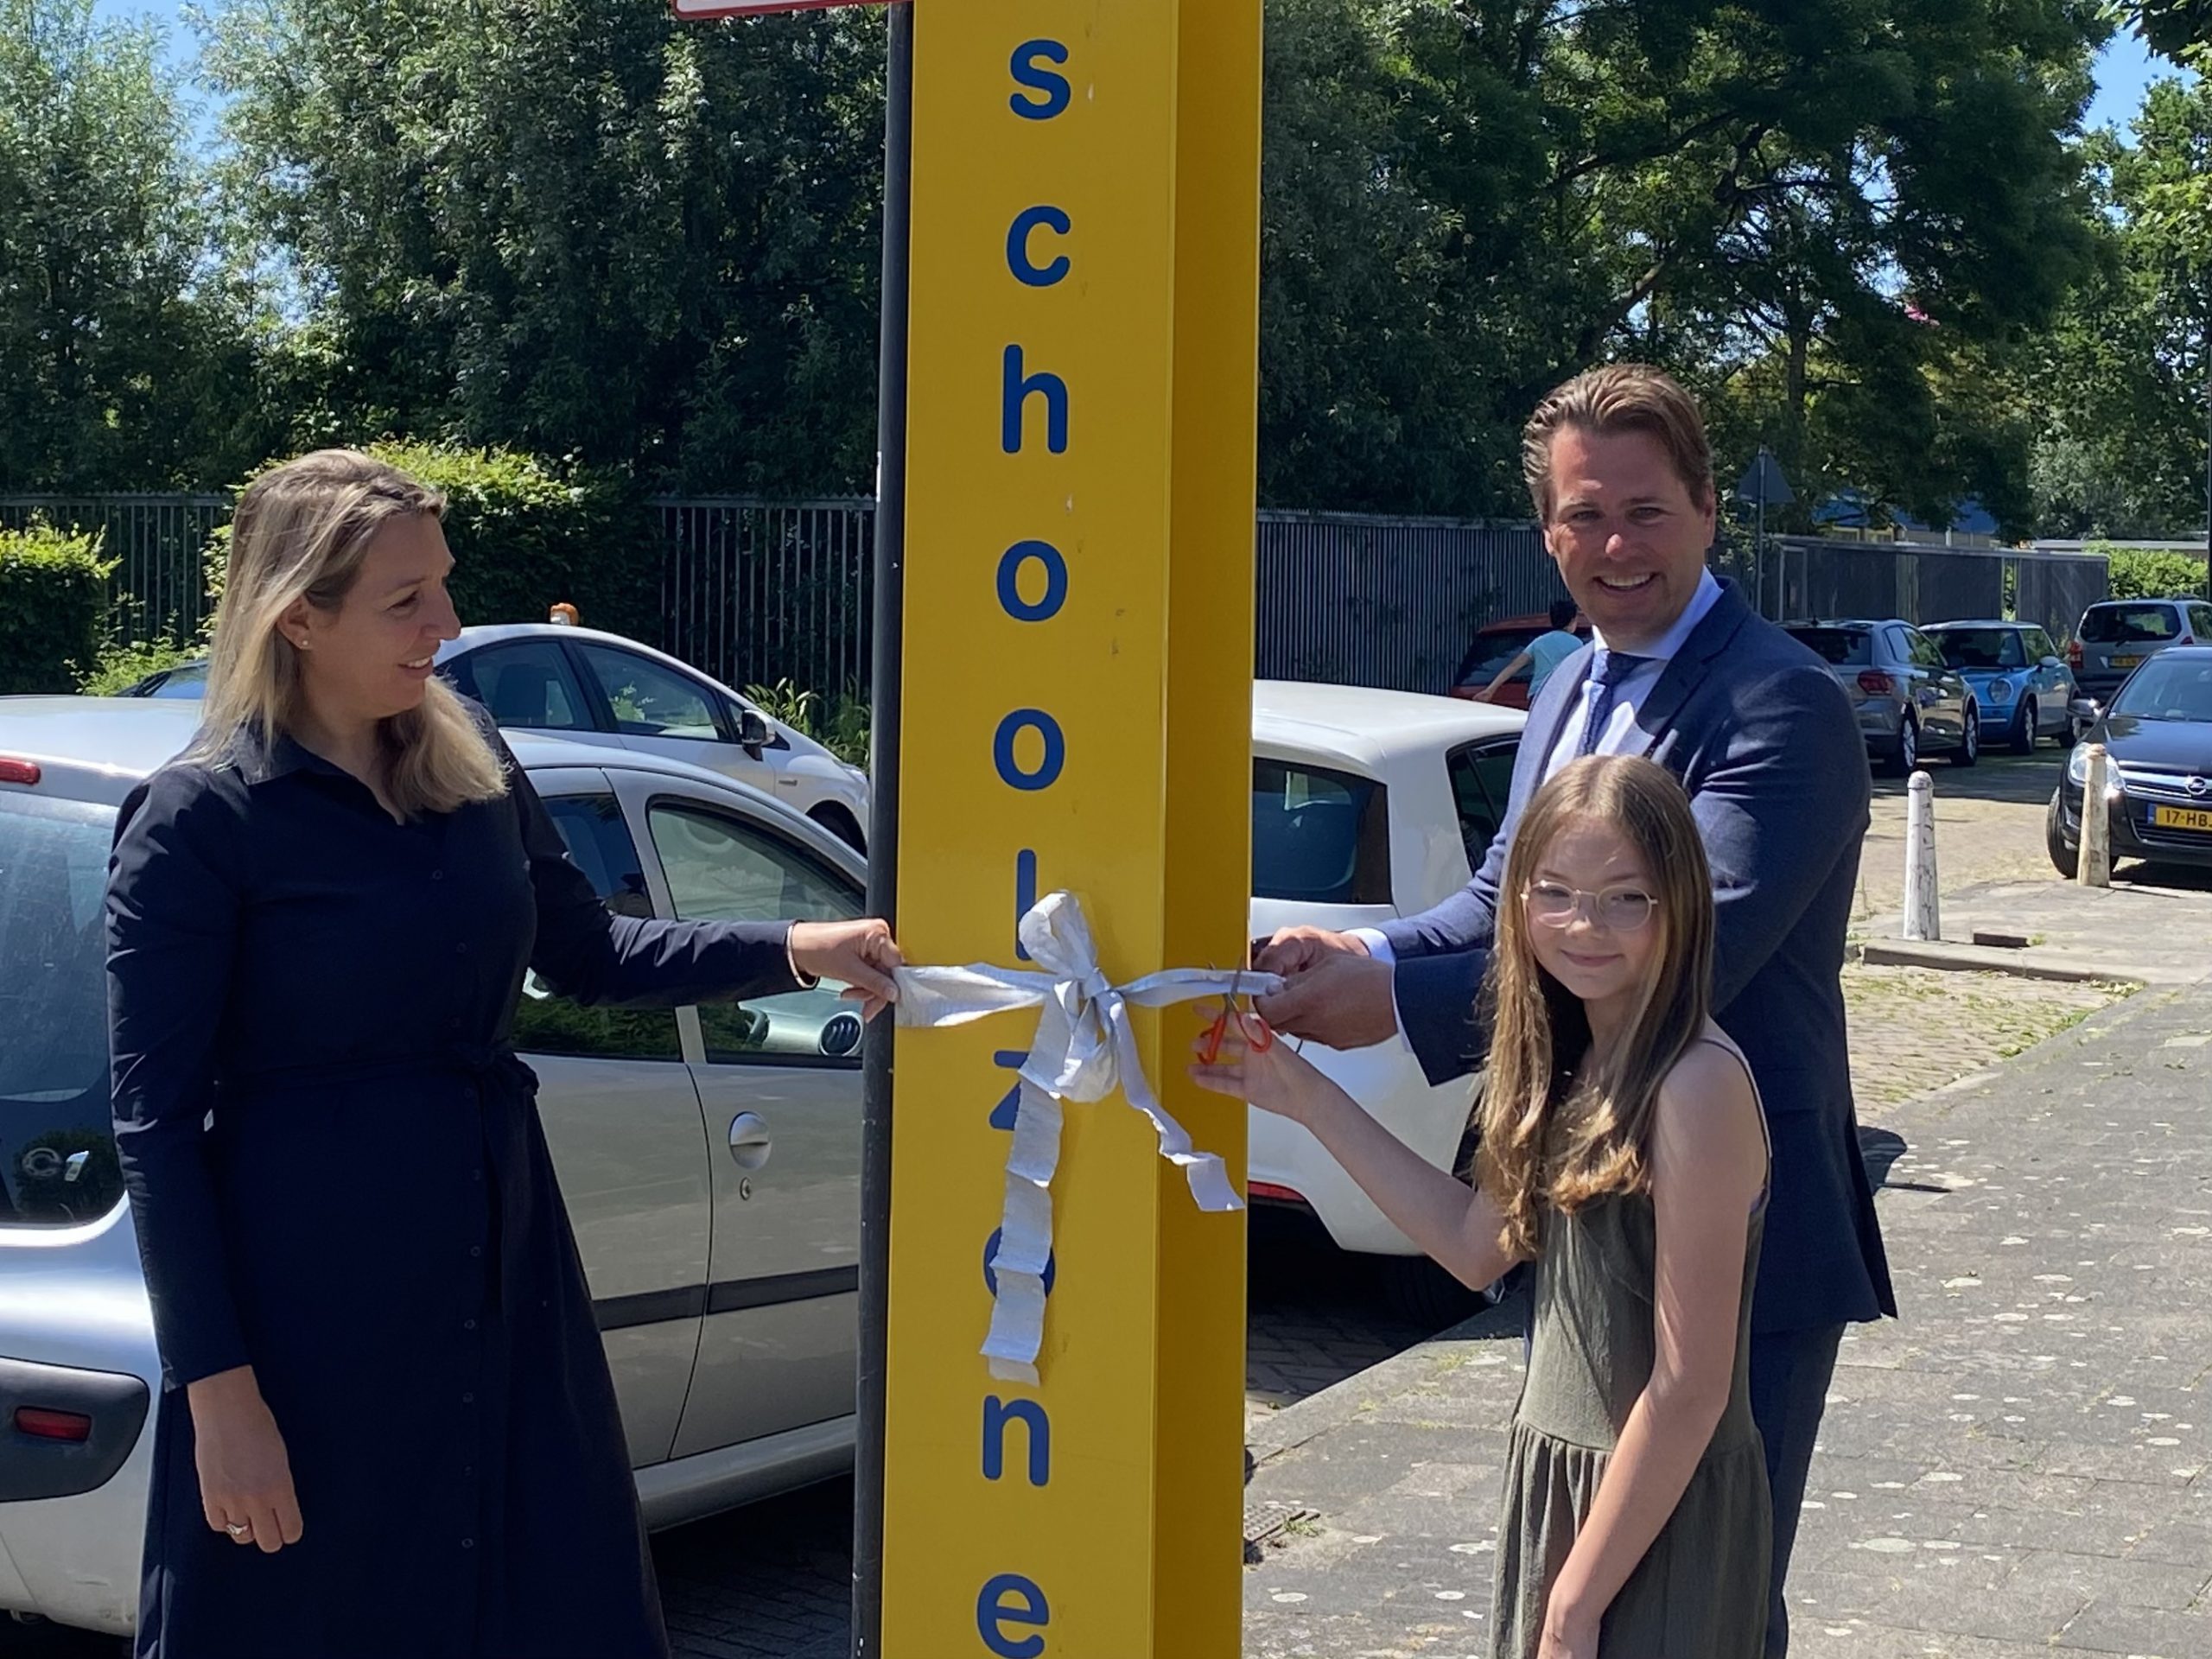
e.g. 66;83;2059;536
1251;759;1392;906
2192;606;2212;640
2109;657;2212;723
2027;630;2058;663
1445;741;1517;870
516;794;682;1062
449;641;594;732
0;794;125;1225
149;662;208;698
1784;626;1871;666
1454;628;1541;688
2081;604;2181;645
1929;629;2023;671
1904;630;1948;671
646;802;865;1065
575;645;722;741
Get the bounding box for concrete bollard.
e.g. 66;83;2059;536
1903;770;1940;941
2079;743;2112;888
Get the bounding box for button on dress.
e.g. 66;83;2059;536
107;720;806;1659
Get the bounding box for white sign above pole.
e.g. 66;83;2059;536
671;0;893;17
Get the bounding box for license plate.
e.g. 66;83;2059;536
2112;654;2143;670
2151;805;2212;833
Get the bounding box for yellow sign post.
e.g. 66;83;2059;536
873;3;1264;1654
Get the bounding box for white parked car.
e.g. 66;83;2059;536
1249;682;1525;1320
122;625;875;853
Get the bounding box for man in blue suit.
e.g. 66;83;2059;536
1257;365;1893;1656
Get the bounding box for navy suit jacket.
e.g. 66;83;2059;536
1382;580;1896;1335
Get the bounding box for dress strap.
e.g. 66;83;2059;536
1690;1034;1772;1211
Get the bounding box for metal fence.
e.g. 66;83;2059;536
3;493;2113;696
1254;511;1554;691
1741;534;2108;644
653;497;874;700
0;495;226;644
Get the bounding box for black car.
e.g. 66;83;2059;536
2048;645;2212;877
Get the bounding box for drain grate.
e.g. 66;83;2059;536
1242;1499;1315;1553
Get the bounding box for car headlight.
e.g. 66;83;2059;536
2067;745;2089;785
1987;679;2011;702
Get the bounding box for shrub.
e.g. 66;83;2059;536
365;442;658;638
75;637;205;697
2101;544;2209;603
206;442;659;639
0;520;115;695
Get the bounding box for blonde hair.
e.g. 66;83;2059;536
1473;754;1714;1259
1522;365;1716;523
185;449;507;817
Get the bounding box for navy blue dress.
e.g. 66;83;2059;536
106;721;804;1658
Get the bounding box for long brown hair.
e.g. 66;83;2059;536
185;449;505;817
1473;754;1714;1257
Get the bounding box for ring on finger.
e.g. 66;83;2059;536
225;1521;252;1541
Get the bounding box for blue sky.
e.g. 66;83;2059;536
93;0;2200;143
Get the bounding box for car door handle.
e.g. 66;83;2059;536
728;1112;772;1170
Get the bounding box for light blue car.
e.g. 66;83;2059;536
1922;620;2085;754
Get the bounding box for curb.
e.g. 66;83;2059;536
1855;937;2139;984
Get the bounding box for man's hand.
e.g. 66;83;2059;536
1252;925;1369;978
1252;939;1400;1052
789;918;905;1022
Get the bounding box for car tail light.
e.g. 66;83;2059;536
1856;671;1896;696
13;1407;92;1443
2068;639;2082;668
1248;1181;1306;1205
0;759;41;786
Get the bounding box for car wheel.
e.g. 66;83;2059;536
1885;712;1919;777
2012;699;2038;755
1951;703;1979;768
2045;788;2079;879
1381;1254;1485;1330
2060;709;2087;749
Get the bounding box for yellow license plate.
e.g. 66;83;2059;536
2112;654;2143;669
2152;805;2212;832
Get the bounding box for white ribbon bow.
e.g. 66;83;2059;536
894;891;1282;1383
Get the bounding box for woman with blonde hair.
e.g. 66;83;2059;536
1193;754;1771;1658
107;448;901;1656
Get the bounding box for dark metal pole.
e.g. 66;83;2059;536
852;5;911;1655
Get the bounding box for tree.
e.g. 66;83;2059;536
204;0;887;493
0;0;276;490
1255;0;2107;524
2031;77;2211;538
2127;0;2212;65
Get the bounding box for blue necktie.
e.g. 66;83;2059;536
1576;649;1649;758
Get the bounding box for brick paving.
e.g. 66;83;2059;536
1242;980;2212;1658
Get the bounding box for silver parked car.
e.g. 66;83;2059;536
120;624;874;853
1784;618;1980;775
0;698;865;1638
2069;598;2212;709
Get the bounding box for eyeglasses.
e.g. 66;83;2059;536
1522;880;1657;933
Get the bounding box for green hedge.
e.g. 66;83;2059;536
364;442;657;638
2103;545;2209;604
0;521;115;695
203;442;658;640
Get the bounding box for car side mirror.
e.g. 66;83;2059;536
736;707;773;752
2041;656;2063;670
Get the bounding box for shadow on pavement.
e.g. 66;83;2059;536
1867;749;2065;810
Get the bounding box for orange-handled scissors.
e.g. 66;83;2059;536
1201;966;1276;1065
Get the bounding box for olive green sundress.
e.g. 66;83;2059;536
1487;1039;1774;1659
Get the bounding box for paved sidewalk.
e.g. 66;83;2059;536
1243;978;2212;1658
